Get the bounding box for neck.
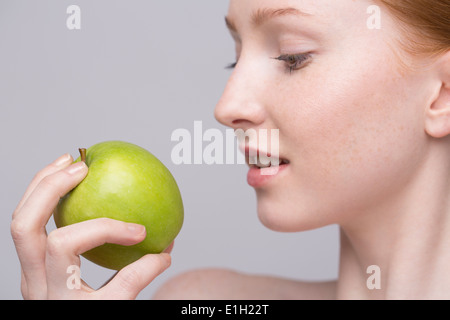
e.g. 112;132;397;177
336;143;450;299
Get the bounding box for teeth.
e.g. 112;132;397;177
247;153;289;168
257;155;272;168
256;161;271;168
249;156;288;168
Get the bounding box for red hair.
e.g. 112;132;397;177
379;0;450;57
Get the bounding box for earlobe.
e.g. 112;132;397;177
425;52;450;139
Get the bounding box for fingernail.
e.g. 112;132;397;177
54;153;72;167
127;223;146;235
66;162;87;174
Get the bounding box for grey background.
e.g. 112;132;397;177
0;0;339;299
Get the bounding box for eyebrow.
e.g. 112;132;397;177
225;7;312;32
252;7;312;26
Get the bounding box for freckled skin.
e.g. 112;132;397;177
54;141;184;270
215;0;432;232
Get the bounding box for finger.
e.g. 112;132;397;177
13;153;73;218
45;218;147;294
99;253;171;300
100;242;174;290
10;162;88;298
13;161;88;235
164;241;174;254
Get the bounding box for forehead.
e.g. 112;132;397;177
226;0;375;27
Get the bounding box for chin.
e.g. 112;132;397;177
255;190;329;233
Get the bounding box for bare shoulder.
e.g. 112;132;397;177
153;268;336;300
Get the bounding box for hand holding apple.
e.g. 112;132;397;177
11;150;174;299
54;141;184;270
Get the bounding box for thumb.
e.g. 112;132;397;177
98;253;171;299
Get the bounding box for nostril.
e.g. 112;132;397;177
232;119;247;125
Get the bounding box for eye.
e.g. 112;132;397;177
274;53;312;73
225;62;237;70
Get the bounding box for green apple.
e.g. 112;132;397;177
54;141;184;270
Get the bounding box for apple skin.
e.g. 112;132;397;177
54;141;184;270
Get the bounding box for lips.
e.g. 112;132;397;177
242;146;290;188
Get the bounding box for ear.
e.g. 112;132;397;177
425;51;450;139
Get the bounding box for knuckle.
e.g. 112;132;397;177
39;175;59;192
10;219;30;243
93;217;117;231
46;229;69;257
118;268;142;292
38;173;70;199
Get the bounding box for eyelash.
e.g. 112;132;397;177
274;53;312;73
225;53;312;73
225;62;237;69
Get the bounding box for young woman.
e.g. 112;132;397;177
11;0;450;299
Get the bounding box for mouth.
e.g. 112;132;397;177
242;147;290;188
243;147;290;169
247;154;290;169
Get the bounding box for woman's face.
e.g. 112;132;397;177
215;0;435;232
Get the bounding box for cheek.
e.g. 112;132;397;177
261;52;428;230
309;67;424;189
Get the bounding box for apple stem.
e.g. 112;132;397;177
79;148;86;163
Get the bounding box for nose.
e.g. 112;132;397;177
214;61;267;131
